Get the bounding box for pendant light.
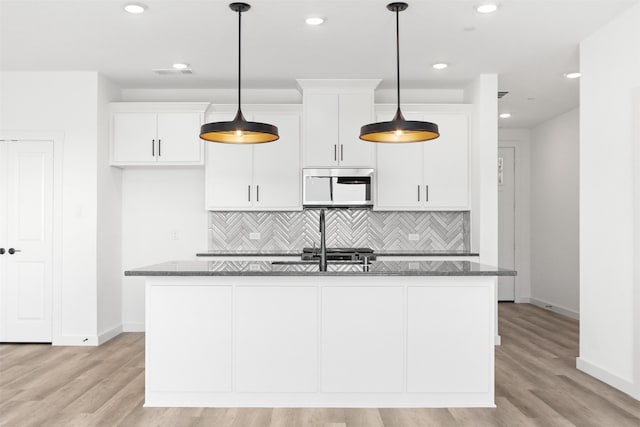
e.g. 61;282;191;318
360;2;439;143
200;3;279;143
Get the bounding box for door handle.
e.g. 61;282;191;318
425;185;429;202
158;139;161;157
0;248;4;255
417;185;420;202
8;248;21;255
334;144;337;161
152;139;155;156
256;185;259;202
248;185;251;202
340;144;344;161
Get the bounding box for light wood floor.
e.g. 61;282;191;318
1;303;639;427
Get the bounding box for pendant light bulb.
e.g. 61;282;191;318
359;2;439;143
199;3;279;144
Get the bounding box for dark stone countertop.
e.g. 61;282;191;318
125;260;516;277
195;250;480;257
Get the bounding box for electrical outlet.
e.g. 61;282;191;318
408;233;419;241
170;230;179;241
249;232;261;240
249;264;261;271
408;262;420;270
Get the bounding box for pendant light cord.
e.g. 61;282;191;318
395;7;401;116
237;8;242;113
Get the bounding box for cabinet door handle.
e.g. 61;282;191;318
417;185;420;202
248;185;251;202
8;248;21;255
0;248;5;255
340;144;344;161
334;144;337;161
152;139;155;156
425;185;429;202
256;185;260;202
158;139;161;157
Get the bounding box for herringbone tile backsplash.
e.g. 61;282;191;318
209;210;470;251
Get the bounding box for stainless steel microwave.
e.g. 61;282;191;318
302;168;374;208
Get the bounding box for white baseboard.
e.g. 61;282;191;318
53;335;99;346
123;322;145;332
514;296;530;304
577;358;638;399
98;325;123;345
529;297;579;320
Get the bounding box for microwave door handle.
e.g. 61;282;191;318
329;178;334;201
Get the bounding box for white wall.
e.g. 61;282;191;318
498;128;531;304
465;74;499;267
96;75;123;342
578;2;640;399
121;169;208;331
0;71;100;344
529;109;580;318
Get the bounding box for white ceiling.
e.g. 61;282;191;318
1;0;637;128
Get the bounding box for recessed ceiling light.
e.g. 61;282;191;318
432;63;448;70
124;3;146;14
565;72;581;79
305;17;325;26
172;63;189;70
476;4;498;14
499;113;512;119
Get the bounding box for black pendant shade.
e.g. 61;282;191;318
359;2;439;143
200;3;279;144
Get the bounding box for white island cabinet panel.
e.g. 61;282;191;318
146;284;232;393
235;286;317;392
321;286;404;392
407;285;493;393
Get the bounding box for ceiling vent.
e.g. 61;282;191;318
152;68;193;75
497;91;509;99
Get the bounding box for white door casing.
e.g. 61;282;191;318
1;140;54;342
498;147;516;301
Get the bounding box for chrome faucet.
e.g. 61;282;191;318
319;209;327;272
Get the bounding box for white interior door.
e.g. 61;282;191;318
1;140;54;342
498;147;516;301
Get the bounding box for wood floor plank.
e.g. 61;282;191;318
1;303;639;426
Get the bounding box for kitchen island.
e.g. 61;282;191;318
126;260;515;408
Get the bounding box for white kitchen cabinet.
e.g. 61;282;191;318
321;286;404;392
204;108;301;211
376;109;470;210
235;286;317;392
110;103;208;166
299;80;380;168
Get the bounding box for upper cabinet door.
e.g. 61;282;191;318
110;103;208;167
205;142;254;210
423;113;469;209
204;113;253;210
338;93;375;167
375;112;424;210
112;113;157;164
253;112;301;210
156;113;203;164
303;94;339;167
